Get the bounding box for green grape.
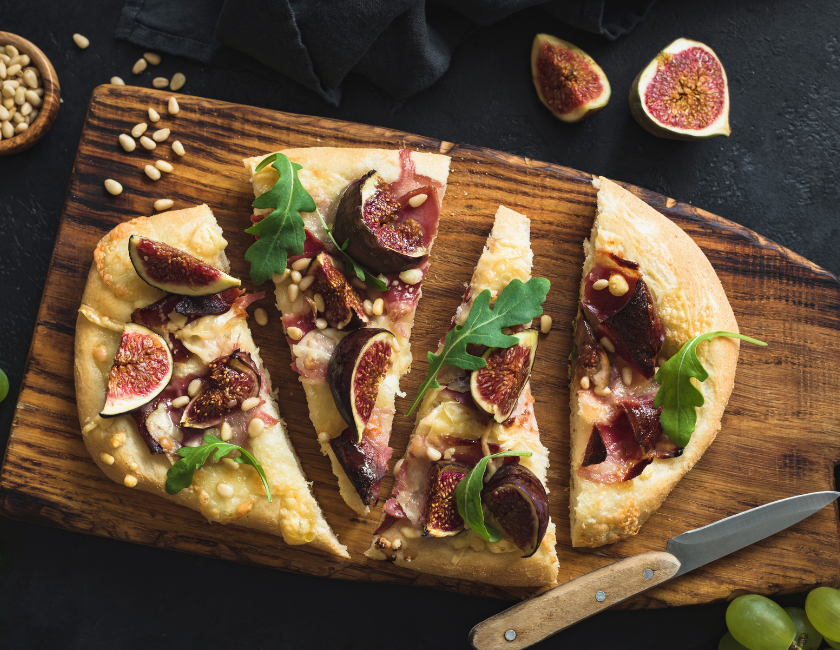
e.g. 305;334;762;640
719;632;750;650
0;368;8;403
805;587;840;642
725;594;796;650
783;607;822;650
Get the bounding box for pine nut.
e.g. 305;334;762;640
248;417;265;438
254;308;268;326
110;76;125;85
155;159;173;172
20;102;31;116
287;326;303;340
594;385;611;397
152;127;169;142
290;270;302;284
3;98;14;109
14;86;25;104
427;447;442;461
22;70;37;89
18;55;29;67
0;62;5;79
143;52;161;65
29;108;37;121
33;87;43;96
399;268;424;285
7;55;19;67
315;317;327;330
144;164;161;180
0;106;7;121
291;257;310;271
363;300;373;315
24;90;41;106
152;77;169;89
167;96;179;114
12;112;23;124
220;422;232;442
132;58;147;74
599;336;615;353
372;298;384;316
131;122;147;137
5;46;18;58
621;366;633;386
272;269;289;283
171;140;185;156
241;397;260;412
6;64;21;77
222;458;239;470
171;395;190;408
104;179;122;195
313;293;325;312
119;133;136;152
100;452;115;465
1;121;13;139
139;135;156;150
540;314;552;334
592;278;609;291
216;483;234;498
154;199;174;211
187;378;202;397
124;475;138;488
148;107;160;122
287;283;300;302
408;193;428;208
298;275;314;291
580;376;591;390
23;66;39;78
170;72;186;91
73;33;90;49
14;121;28;133
317;432;330;444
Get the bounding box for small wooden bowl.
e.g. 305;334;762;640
0;32;60;155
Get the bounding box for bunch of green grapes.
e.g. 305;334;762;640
720;587;840;650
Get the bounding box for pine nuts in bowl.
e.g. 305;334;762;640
0;32;60;155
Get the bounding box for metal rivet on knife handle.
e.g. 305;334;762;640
504;630;516;642
643;569;654;580
595;591;606;602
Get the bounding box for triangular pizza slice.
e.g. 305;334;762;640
244;148;450;514
366;206;559;587
75;204;347;556
570;177;742;547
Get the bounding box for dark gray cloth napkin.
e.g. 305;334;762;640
115;0;656;105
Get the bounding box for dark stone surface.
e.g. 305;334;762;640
0;1;837;648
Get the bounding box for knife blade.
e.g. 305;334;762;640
469;491;840;650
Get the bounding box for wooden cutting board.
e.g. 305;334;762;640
2;85;839;606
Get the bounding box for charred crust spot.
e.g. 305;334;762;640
609;253;640;270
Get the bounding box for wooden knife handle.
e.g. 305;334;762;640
469;551;681;650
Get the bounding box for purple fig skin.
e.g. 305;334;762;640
306;252;369;330
333;171;427;274
180;350;260;428
328;328;394;442
424;462;468;537
482;463;549;558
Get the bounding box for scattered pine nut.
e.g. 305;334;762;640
608;273;630;297
170;72;186;91
139;135;156;150
580;376;591;390
363;299;373;315
220;422;232;442
408;193;428;208
313;293;325;312
291;257;310;271
144;164;161;180
152;127;170;142
248;417;265;438
222;458;239;470
110;76;125;85
131;122;147;137
171;140;185;156
272;269;290;283
427;447;442;461
241;397;260;412
287;283;300;302
187;378;202;396
287;326;303;340
592;278;609;291
119;133;136;152
104;179;123;195
154;199;174;211
216;483;234;498
621;366;633;386
599;336;615;353
124;475;138;488
298;275;314;292
399;268;423;285
317;432;330;443
167;96;179;114
172;395;190;408
315;317;327;330
143;52;161;65
254;308;268;326
372;298;385;316
152;77;169;89
155;159;173;172
100;452;115;465
73;34;90;49
540;314;552;334
132;58;147;75
148;107;160;122
290;270;302;284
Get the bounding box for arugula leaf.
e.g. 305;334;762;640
455;451;533;542
654;331;767;446
316;209;387;291
165;433;272;502
245;153;316;286
406;277;550;416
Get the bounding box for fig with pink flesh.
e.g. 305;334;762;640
470;329;539;423
573;306;610;390
333;171;428;274
629;38;730;140
101;323;174;417
328;328;394;443
424;462;468;537
531;33;611;123
306;252;369;330
180;351;260;428
481;463;549;557
128;235;240;296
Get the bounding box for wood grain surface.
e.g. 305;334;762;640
1;85;838;605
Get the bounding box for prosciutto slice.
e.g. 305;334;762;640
330;426;393;506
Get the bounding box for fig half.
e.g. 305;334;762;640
482;463;549;558
629;38;730;140
333;171;428;274
180;351;260;428
531;33;611;123
424;462;468;537
470;329;539;423
128;235;240;297
306;252;369;330
328;328;394;442
101;323;174;417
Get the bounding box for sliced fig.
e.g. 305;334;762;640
423;462;468;537
531;33;611;123
128;235;240;296
470;329;539;423
333;171;428;274
573;307;609;391
101;323;174;417
329;427;390;506
630;38;730;140
306;252;369;330
328;328;394;442
180;351;260;428
481;463;549;558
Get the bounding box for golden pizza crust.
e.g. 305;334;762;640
74;204;348;557
569;178;740;547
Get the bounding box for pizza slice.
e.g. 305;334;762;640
74;204;347;557
243;148;450;515
365;206;559;587
570;177;757;547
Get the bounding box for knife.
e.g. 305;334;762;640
469;491;840;650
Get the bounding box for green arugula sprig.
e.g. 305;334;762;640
455;451;532;542
316;210;387;290
165;433;272;502
406;277;550;416
654;331;767;446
